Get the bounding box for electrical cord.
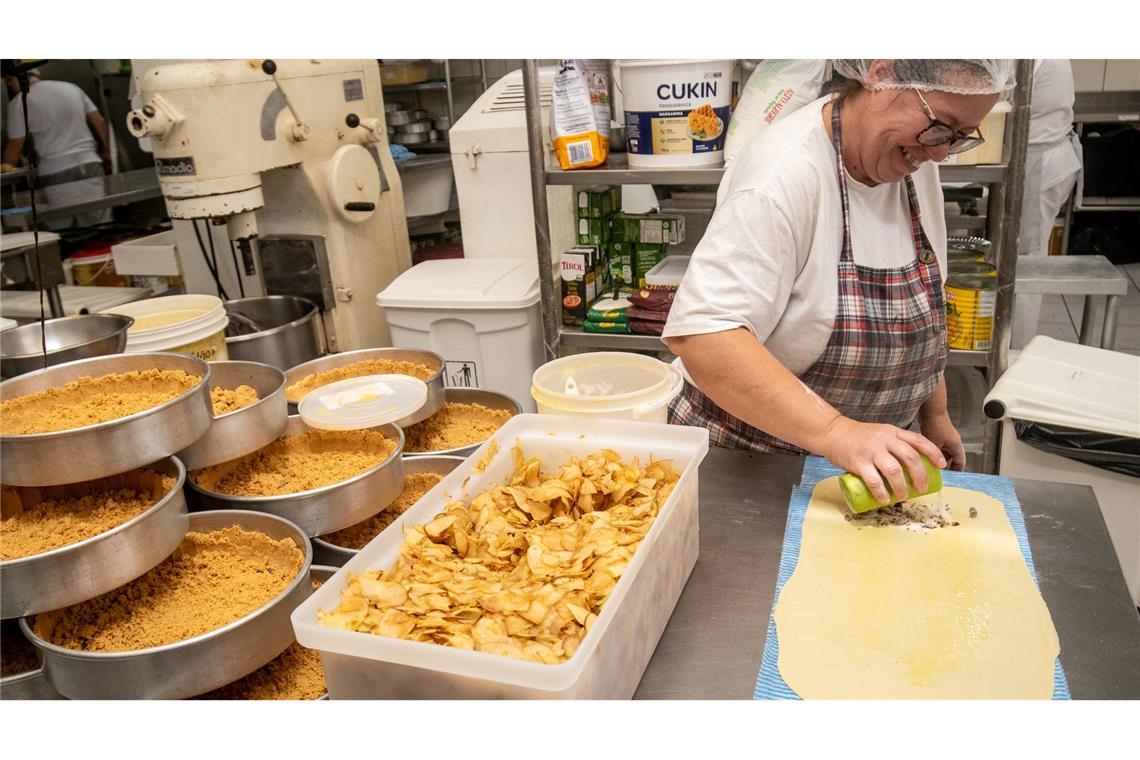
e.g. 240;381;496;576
12;68;48;364
192;220;229;300
229;240;246;299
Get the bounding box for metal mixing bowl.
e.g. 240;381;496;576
311;455;464;567
283;347;445;426
0;352;213;487
184;417;406;537
175;360;288;471
223;296;324;371
0;314;133;379
22;510;313;700
403;387;521;458
1;457;188;620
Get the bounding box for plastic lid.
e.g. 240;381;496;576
298;374;428;430
377;258;540;310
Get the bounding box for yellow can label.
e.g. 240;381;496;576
946;285;996;350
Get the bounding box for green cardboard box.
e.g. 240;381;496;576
576;186;621;219
576;216;611;247
610;213;686;245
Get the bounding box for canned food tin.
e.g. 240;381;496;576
946;273;997;351
948;260;997;277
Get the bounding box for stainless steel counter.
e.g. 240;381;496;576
1;168;161;225
635;448;1140;699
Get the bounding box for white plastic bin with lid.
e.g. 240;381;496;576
984;336;1140;606
377;259;542;412
644;254;691;288
531;352;684;424
291;413;710;698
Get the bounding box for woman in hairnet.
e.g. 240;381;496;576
664;60;1015;505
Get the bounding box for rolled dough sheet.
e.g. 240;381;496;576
773;477;1060;699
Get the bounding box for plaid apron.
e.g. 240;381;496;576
669;98;948;453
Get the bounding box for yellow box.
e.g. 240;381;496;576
380;64;429;86
944;101;1011;166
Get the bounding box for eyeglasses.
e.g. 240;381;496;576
913;89;985;155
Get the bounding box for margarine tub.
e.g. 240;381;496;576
103;294;229;361
617;59;734;168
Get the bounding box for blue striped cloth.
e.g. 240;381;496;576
754;456;1071;700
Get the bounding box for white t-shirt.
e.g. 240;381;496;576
1028;60;1076;150
7;80;101;176
663;95;947;377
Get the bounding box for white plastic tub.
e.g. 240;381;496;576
378;259;543;412
102;294;229;361
618;59;734;168
291;413;709;699
399;160;454;218
531;352;684;424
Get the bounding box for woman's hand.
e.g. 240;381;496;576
820;416;948;506
920;411;967;472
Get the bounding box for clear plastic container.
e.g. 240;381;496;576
291;413;709;698
298;374;428;430
530;352;683;424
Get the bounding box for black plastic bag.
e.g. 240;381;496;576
1013;419;1140;478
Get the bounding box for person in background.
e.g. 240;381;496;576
664;60;1016;505
3;69;114;228
1012;60;1083;349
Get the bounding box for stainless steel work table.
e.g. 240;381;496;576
635;448;1140;699
1;168;161;226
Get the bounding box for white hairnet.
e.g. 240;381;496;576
831;59;1016;96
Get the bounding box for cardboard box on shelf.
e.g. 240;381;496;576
610;214;685;245
380;63;430;86
561;246;598;326
576;186;622;219
577;216;611;247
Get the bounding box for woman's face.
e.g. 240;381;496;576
858;88;999;184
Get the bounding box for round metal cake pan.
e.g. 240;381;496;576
283;347;444;427
0;352;213;486
176;360;288;471
1;457;189;619
403;387;520;459
184;417;406;537
0;620;63;700
311;455;464;566
22;510;313;700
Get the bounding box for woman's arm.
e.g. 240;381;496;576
665;328;947;504
918;375;966;471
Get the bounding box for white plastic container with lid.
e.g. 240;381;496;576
531;352;684;424
377;258;542;413
985;336;1140;606
291;413;710;698
102;294;229;361
617;59;735;168
644;254;691;288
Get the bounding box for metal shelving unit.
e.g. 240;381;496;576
522;59;1034;473
383;60;489;145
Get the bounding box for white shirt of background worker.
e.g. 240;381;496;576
3;70;113;228
1012;59;1083;349
664;60;1015;506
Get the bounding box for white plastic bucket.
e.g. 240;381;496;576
103;294;229;361
530;352;683;424
617;59;734;169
